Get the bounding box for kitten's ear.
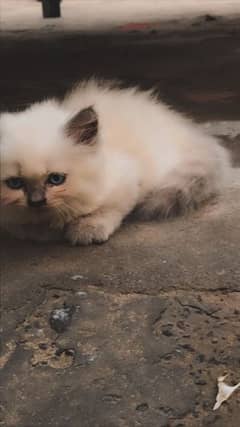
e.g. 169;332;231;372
65;106;98;145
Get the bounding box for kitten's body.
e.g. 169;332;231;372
0;80;231;244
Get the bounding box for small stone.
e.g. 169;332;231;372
71;275;84;280
212;337;218;344
180;343;194;352
162;327;173;337
194;378;207;386
49;304;75;333
17;338;27;344
55;348;75;358
76;291;88;298
136;402;149;412
163;354;172;361
65;348;75;357
102;394;122;403
77;352;97;366
38;343;48;350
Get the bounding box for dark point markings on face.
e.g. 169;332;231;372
5;171;67;209
23;179;47;207
65;106;98;146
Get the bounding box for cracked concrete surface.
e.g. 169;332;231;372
1;14;240;427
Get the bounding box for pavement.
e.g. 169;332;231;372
1;6;240;427
2;1;240;34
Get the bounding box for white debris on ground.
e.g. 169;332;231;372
213;375;240;410
51;308;69;322
71;275;84;280
76;291;88;297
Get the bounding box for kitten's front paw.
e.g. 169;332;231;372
65;221;110;246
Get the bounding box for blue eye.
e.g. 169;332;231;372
47;173;66;186
5;177;24;190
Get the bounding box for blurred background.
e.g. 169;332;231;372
1;0;240;124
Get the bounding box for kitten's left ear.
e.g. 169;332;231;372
65;106;98;146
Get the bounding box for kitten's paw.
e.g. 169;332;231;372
65;221;110;246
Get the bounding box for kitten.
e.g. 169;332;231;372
0;80;231;245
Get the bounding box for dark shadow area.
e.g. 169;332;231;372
1;26;240;121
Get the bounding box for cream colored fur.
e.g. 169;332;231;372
0;80;231;244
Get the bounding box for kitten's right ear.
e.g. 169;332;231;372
65;106;98;146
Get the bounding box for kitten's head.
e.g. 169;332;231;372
0;101;104;227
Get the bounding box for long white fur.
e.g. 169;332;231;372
0;80;231;244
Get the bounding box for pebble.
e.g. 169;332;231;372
162;326;173;337
136;403;149;412
49;304;75;333
71;275;84;280
194;378;207;386
38;343;48;350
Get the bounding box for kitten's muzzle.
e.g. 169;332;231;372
28;197;47;208
27;188;47;208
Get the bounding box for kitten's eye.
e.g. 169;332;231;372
5;177;24;190
47;173;66;186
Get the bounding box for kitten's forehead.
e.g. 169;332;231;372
1;105;67;147
1;160;47;179
0;103;72;177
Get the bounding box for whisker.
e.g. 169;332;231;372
4;199;24;207
52;189;67;194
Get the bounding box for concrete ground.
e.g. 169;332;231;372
2;1;240;34
1;6;240;427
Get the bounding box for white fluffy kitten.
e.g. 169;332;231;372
0;80;231;245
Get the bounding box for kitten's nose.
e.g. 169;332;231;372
28;198;47;208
